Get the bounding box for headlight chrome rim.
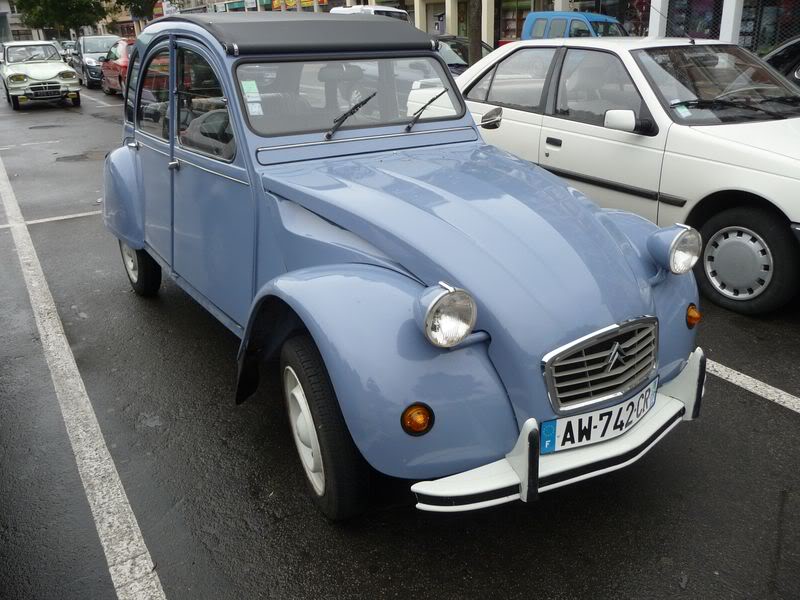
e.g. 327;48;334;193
668;225;702;274
58;70;76;79
422;282;477;348
9;73;27;83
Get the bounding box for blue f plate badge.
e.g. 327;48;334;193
540;377;659;455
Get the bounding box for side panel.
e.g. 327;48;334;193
244;264;520;480
103;146;144;248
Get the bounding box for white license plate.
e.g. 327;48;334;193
540;377;658;455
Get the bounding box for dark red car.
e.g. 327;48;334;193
100;38;135;95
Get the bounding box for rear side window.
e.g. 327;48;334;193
137;49;170;139
569;20;592;38
548;18;567;38
531;19;547;39
125;50;141;123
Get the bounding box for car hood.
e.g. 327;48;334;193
261;143;656;425
691;117;800;162
5;61;72;80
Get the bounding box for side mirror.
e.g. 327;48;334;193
604;109;655;135
480;107;502;130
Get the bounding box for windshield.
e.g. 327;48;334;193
591;21;627;36
237;56;461;137
6;44;61;63
83;37;118;54
634;44;800;124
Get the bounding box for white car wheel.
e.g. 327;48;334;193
284;365;326;496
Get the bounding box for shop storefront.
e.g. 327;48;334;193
740;0;800;54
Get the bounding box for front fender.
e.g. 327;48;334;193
103;145;143;248
239;264;519;480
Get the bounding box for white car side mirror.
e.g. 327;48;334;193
604;109;637;133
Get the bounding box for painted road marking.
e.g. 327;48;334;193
708;359;800;415
0;209;101;230
0;157;166;599
81;93;115;108
0;139;61;151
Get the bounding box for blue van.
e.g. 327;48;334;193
521;11;627;39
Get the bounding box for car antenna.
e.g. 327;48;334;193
649;3;695;45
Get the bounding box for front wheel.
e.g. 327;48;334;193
72;92;81;107
11;95;20;110
696;207;800;314
119;241;161;297
281;334;370;520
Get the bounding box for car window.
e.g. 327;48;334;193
591;21;627;36
569;20;592;38
548;19;567;38
483;48;556;111
555;49;644;126
137;49;170;139
530;19;547;39
177;48;235;161
465;66;495;102
5;44;60;63
84;36;118;54
107;43;118;61
125;50;141;123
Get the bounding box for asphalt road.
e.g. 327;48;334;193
1;87;799;600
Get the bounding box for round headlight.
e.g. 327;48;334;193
423;285;477;348
59;71;76;79
669;227;702;274
9;73;27;83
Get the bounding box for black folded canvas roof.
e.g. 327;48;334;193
156;13;437;56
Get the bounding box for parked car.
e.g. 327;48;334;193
457;38;800;314
765;36;800;87
522;11;627;40
105;13;705;520
0;41;81;110
60;40;76;55
435;34;493;75
330;5;411;23
100;38;135;95
70;35;119;88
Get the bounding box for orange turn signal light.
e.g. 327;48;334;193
401;403;434;436
686;304;702;329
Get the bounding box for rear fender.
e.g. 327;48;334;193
236;263;519;479
103;145;143;248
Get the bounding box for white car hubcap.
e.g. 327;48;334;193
704;225;773;300
120;243;139;284
284;366;325;496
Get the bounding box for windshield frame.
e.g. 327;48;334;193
5;43;62;64
632;43;800;126
233;50;467;140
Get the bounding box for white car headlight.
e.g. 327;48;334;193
418;283;477;348
84;57;97;66
647;224;702;275
59;70;76;79
8;73;27;84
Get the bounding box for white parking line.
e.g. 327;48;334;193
81;93;114;108
0;157;165;599
0;139;61;151
0;209;101;230
708;359;800;415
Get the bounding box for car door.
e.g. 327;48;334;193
463;47;558;162
172;42;254;326
134;44;173;265
538;48;666;222
102;42;116;87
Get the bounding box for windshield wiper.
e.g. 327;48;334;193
756;95;800;106
670;98;786;119
405;87;448;132
324;91;377;140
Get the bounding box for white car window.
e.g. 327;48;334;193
467;48;556;111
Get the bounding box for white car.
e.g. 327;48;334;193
456;38;800;314
0;41;81;110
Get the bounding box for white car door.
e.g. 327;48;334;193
538;48;668;222
463;47;558;163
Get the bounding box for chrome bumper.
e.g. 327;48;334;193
411;347;706;512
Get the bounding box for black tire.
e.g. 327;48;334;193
119;241;161;297
281;334;370;520
11;95;20;111
4;85;9;103
72;92;81;107
696;206;800;314
83;68;94;89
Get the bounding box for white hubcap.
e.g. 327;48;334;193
704;226;773;300
120;243;139;284
284;366;325;496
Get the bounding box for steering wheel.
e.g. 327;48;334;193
714;84;782;100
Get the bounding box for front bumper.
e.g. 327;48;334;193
411;347;706;512
9;82;81;101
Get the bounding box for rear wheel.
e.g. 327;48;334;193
696;207;799;314
101;74;115;95
119;241;161;297
281;334;370;520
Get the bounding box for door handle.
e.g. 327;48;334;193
126;140;139;150
168;159;180;171
546;137;562;147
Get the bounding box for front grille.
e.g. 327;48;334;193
543;317;658;412
29;82;61;98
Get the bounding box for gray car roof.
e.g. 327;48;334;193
155;12;437;56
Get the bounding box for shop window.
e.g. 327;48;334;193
548;18;567;38
554;49;644;127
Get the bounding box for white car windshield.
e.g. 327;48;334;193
6;44;61;63
634;44;800;124
237;56;461;137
